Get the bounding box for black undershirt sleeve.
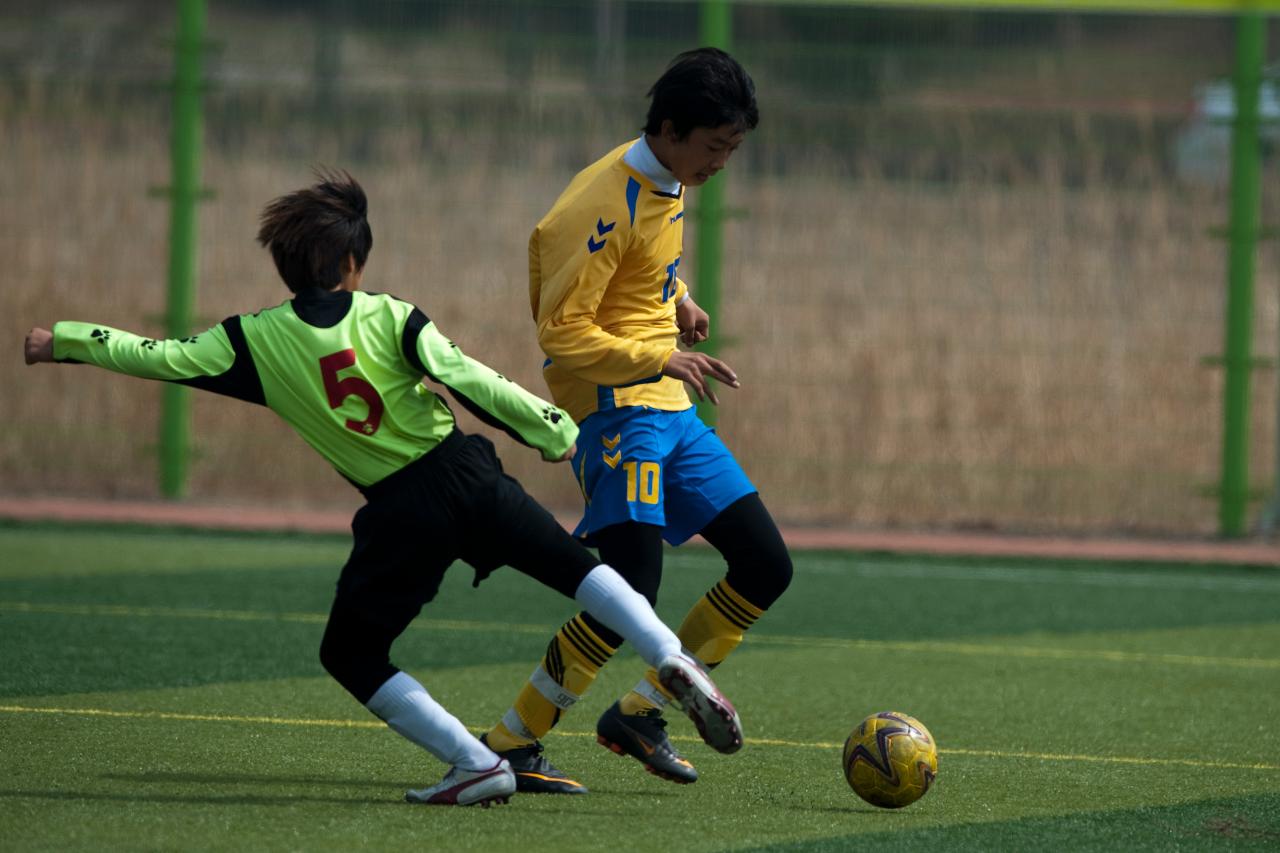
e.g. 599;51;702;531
178;316;267;406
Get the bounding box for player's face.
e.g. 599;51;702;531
662;122;746;187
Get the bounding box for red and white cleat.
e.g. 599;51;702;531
405;759;516;807
657;653;744;755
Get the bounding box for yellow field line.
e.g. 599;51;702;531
937;746;1280;773
3;704;1277;773
4;600;1277;670
0;704;383;729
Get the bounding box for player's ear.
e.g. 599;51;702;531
661;119;681;145
338;253;364;292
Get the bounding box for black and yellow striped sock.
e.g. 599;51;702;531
486;614;616;751
619;578;765;716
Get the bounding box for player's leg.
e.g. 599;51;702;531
685;491;793;665
479;520;665;791
320;602;514;807
589;520;709;783
610;410;790;748
504;520;743;760
568;408;724;784
320;490;513;807
462;433;740;790
480;413;660;776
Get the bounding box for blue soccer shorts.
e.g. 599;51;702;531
570;406;757;546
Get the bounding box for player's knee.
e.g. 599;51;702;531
320;637;396;704
726;541;793;610
777;551;795;598
318;630;353;684
319;617;394;703
764;547;794;600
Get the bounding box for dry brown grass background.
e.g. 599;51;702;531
4;7;1277;536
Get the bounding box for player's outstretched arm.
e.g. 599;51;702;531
414;320;579;461
25;320;264;405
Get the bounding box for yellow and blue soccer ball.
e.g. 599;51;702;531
842;711;938;808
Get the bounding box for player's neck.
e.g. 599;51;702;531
644;133;673;174
635;134;681;194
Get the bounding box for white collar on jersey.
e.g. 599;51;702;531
623;135;681;195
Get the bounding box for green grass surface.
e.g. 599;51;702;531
1;522;1278;851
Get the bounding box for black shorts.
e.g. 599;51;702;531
334;429;598;630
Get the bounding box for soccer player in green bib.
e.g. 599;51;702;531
481;49;794;792
23;170;742;807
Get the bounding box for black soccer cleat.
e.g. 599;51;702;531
596;701;699;784
480;735;588;795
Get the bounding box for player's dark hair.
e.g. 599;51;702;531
257;168;373;293
643;47;759;139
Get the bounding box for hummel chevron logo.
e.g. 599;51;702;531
586;218;616;254
601;433;621;450
602;450;621;469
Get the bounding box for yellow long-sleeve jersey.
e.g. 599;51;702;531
529;141;690;424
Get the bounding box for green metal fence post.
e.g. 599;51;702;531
160;0;207;499
1219;12;1266;538
695;0;730;427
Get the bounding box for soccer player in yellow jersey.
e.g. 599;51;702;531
483;48;794;791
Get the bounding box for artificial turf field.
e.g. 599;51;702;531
0;522;1277;851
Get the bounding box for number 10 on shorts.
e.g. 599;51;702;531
623;461;660;505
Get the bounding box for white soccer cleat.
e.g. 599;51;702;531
404;759;516;807
657;653;744;755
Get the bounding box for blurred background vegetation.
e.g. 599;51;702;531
3;0;1277;536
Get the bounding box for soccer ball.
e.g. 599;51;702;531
842;711;938;808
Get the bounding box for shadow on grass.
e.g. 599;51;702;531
3;782;716;820
99;771;420;789
97;773;714;805
0;788;402;808
736;791;1280;852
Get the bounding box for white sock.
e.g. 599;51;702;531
574;564;682;667
366;672;497;771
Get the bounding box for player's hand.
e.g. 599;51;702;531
24;327;53;365
676;297;710;347
553;443;576;463
663;350;739;405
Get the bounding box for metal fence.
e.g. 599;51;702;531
3;0;1277;536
